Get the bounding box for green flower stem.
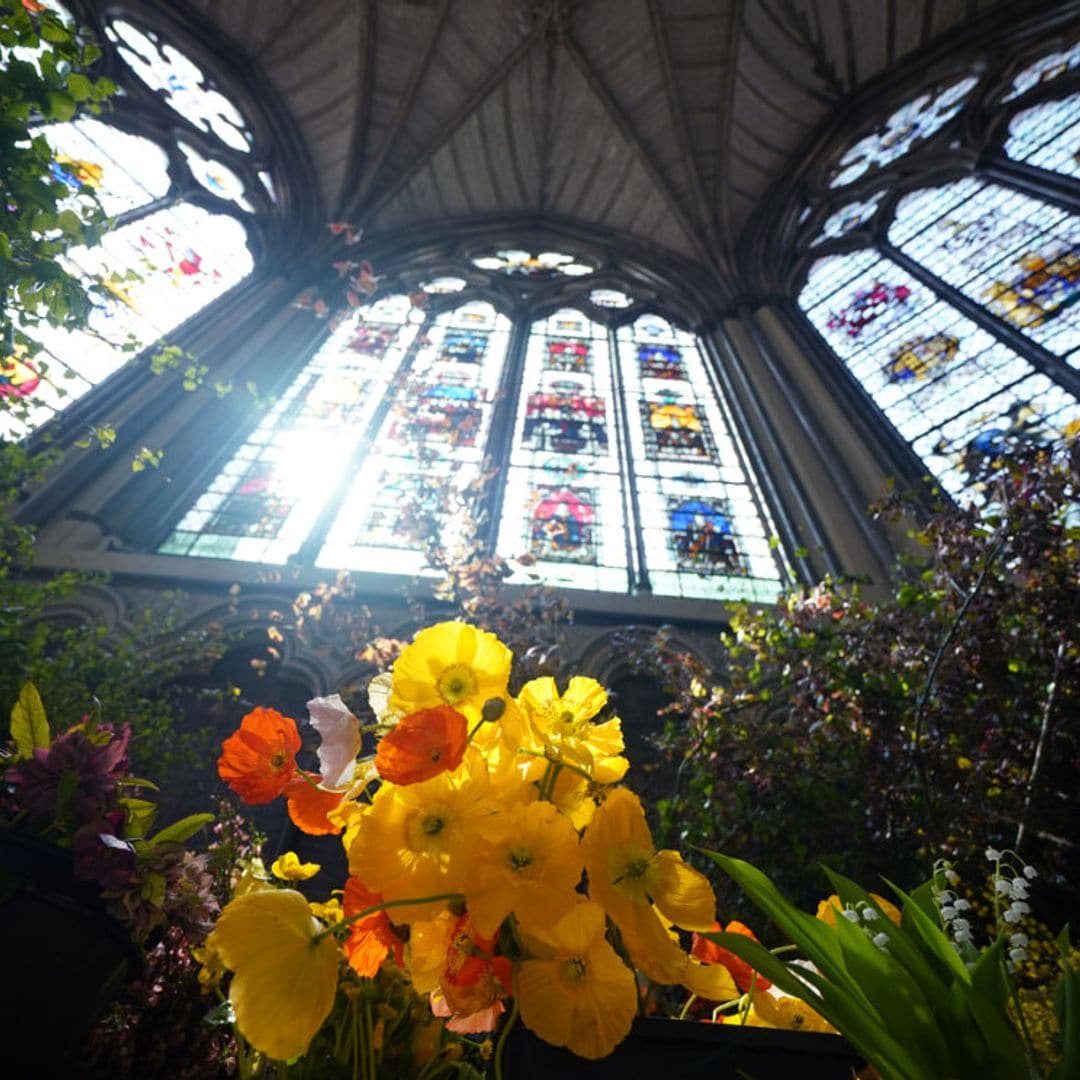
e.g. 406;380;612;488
519;748;593;786
677;992;698;1021
466;717;486;744
493;973;520;1080
315;893;466;944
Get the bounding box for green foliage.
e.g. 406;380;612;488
700;852;1076;1080
1;1;119;416
638;442;1079;915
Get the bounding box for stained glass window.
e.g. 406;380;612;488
799;250;1080;495
889;180;1080;365
1004;93;1080;179
160;296;418;562
419;277;467;294
3;15;265;441
471;251;594;278
616;315;786;600
317;301;512;575
589;289;634;309
106;20;252;152
496;309;630;592
1004;41;1080;102
811;195;884;246
829;76;977;188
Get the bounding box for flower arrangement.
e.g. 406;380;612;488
206;619;843;1074
1;682;216;944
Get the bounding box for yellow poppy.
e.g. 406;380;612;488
581;788;737;1001
746;990;837;1033
213;889;340;1061
347;759;494;922
389;621;512;726
517;676;627;778
517;901;637;1060
270;851;321;881
465;800;584;937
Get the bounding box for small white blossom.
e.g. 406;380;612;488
842;908;860;923
1009;879;1029;900
941;905;956;921
873;932;889;950
1023;865;1038;880
1010;900;1031;916
985;847;1001;862
1009;947;1028;965
945;869;960;886
954;927;973;943
1009;933;1029;947
995;879;1011;894
862;907;880;921
954;899;971;912
1003;909;1021;924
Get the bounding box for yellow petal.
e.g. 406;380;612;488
214;889;340;1060
270;851;321;881
649;850;716;930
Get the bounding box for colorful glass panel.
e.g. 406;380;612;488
829;76;977;188
589;288;634;309
1004;41;1080;102
43;118;172;216
5;205;253;440
496;309;630;592
799;250;1080;497
160;296;417;562
811;194;884;246
107;20;251;153
1004;93;1080;179
617;315;787;601
471;250;594;278
179;141;253;210
889;179;1080;365
317;302;512;574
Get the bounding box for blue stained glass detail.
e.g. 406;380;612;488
811;194;884;246
668;497;740;573
639;343;686;379
1005;93;1080;180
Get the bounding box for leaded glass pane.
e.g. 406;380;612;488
799;250;1080;496
1004;41;1080;102
1004;93;1080;179
6;205;253;439
106;19;252;153
829;76;978;188
317;301;512;574
589;289;634;309
160;296;417;562
471;251;594;278
496;309;630;592
179;141;253;210
617;315;787;601
811;195;884;246
889;179;1080;365
42;118;172;216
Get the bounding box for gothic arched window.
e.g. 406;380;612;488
160;273;790;602
792;39;1080;499
2;7;262;440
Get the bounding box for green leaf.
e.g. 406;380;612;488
146;812;214;848
46;89;75;120
1052;927;1079;1080
66;71;91;101
10;682;50;759
119;796;157;839
117;776;161;793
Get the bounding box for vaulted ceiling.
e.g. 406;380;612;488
173;0;1040;278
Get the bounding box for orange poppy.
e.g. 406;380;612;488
342;877;402;978
217;707;301;803
285;772;345;835
374;705;468;786
691;921;772;994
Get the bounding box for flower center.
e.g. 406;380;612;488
269;751;286;769
561;956;588;984
507;847;533;871
422;814;445;836
437;664;477;706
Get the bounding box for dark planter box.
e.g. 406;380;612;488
504;1016;862;1079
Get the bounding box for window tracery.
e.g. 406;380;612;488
795;44;1080;500
3;11;264;440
